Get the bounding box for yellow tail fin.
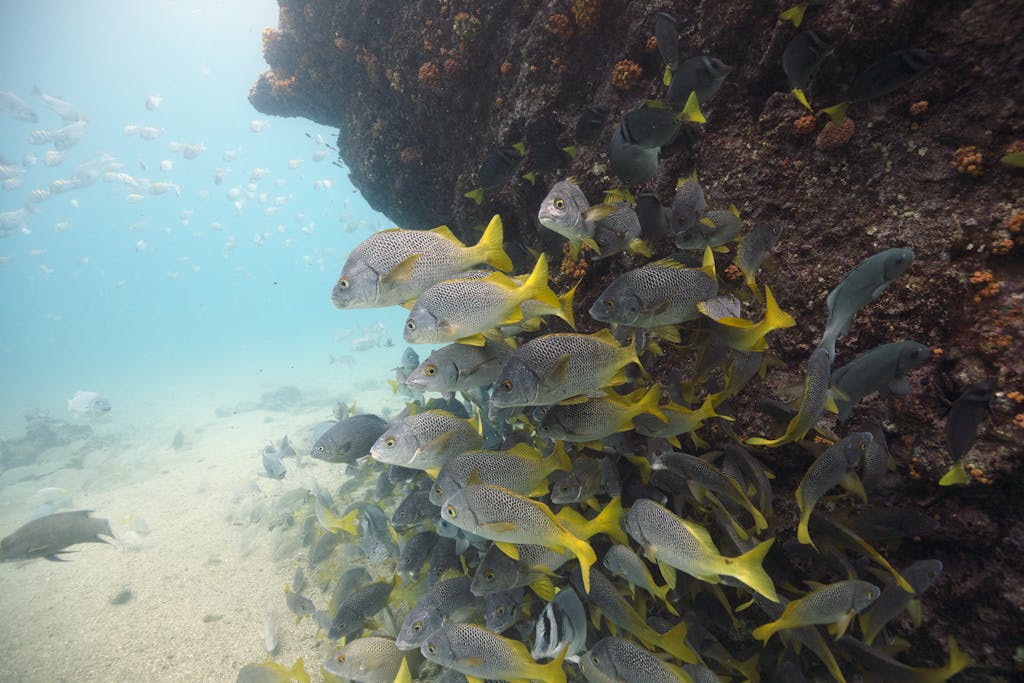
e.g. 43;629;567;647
764;285;796;332
582;496;628;546
723;538;778;602
517;253;561;311
536;644;569;683
557;281;579;328
655;620;699;664
681;91;706;124
474;214;513;271
822;101;849;125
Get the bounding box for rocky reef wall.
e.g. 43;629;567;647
252;0;1023;677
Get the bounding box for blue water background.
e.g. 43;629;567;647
0;1;409;432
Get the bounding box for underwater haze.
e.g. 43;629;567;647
0;0;405;431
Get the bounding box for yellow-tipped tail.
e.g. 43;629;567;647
822;101;849;125
570;537;598;594
581;496;628;546
655;620;699;664
464;187;484;205
535;645;569;683
474;214;513;271
557;280;579;329
681;91;706;123
517;253;561;310
939;461;970;486
792;88;812;110
764;285;796;331
722;537;778;602
779;2;807;27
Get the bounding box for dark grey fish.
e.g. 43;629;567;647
635;192;668;241
946;379;996;461
622;106;682;149
291;567;306;593
396;573;476;649
308;530;341;567
477;147;523;191
359;505;398;564
575;106;610;144
0;510;112;561
654;13;679;71
579;636;684;683
667;56;733;107
398;530;438;577
861;416;891;489
859;559;943;645
845;506;939;542
783;31;833;98
485;587;525;633
549;456;621;505
428;537;463;586
831;341;930;423
849;48;934;102
609;123;659;185
171;428;185;450
592;204;645;260
818;248;915;360
670;174;707;245
328;578;396;640
391;489;437;531
310;414;389;465
331;566;372;614
285;590;315;617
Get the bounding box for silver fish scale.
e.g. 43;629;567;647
429;623;521;673
417;277;518;326
604;545;658;592
438;451;537;495
671;179;706;235
795;348;833;424
628;499;709;562
737;224;782;275
516;334;625;393
458;485;543;529
794;580;879;618
596;205;641;237
592;637;680;683
423;574;474;616
349;229;459;275
544;398;626;437
620;264;717;324
405;410;473;443
800;433;869;503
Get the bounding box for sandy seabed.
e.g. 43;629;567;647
0;369;400;683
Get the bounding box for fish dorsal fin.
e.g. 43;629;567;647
650;256;689;270
506;442;540;459
429;224;465;246
591;328;620;344
466;468;483;486
382;253;421;285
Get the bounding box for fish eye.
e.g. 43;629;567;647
427;643;436;654
413;621;423;632
335;654;346;663
554;198;565;209
384;437;396;448
337;278;350;290
425;364;437;376
445;505;457;518
496;606;505;615
603;299;614;308
485;570;495;580
500;379;513;391
406;320;416;330
316;445;324;453
592;655;600;665
434;485;443;495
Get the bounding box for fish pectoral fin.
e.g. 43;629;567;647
381;253;421;285
456;334;487;347
550;354;571;383
494;541;521;559
888;377;911;395
828;610;856;640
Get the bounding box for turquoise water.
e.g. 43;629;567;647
0;0;406;432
